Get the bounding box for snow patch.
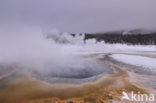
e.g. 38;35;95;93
111;54;156;72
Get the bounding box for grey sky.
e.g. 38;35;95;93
0;0;156;33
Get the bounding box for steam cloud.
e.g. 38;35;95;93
0;26;110;80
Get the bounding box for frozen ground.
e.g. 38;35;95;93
111;54;156;72
62;41;156;54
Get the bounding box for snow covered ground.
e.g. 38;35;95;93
111;54;156;72
62;42;156;55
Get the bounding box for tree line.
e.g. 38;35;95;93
84;33;156;45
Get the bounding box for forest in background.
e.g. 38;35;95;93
84;33;156;45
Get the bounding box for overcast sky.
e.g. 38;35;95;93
0;0;156;33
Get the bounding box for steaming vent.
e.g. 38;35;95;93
44;30;85;44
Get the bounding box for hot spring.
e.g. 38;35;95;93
29;55;114;84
